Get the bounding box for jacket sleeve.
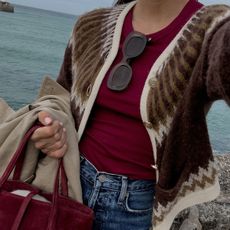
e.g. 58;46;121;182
56;42;73;92
206;20;230;106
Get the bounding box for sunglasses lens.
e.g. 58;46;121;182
124;33;147;58
107;63;132;91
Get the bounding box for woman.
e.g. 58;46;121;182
31;0;230;229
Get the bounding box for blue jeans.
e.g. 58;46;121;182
80;156;155;230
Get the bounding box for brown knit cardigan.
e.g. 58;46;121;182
57;2;230;229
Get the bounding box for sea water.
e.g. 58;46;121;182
0;5;229;153
0;5;75;105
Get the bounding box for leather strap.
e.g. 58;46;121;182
0;125;70;230
0;125;69;196
0;125;41;187
11;191;38;230
47;159;62;230
60;160;68;196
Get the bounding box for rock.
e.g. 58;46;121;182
179;207;202;230
179;219;202;230
170;153;230;230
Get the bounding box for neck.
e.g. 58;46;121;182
132;0;190;34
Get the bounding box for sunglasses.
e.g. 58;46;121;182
107;31;148;91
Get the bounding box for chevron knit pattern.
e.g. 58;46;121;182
153;160;218;226
146;5;229;145
70;4;126;112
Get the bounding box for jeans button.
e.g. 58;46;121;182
98;175;107;183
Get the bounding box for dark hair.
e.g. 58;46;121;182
115;0;135;5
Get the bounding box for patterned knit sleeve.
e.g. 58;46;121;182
206;20;230;106
56;41;73;92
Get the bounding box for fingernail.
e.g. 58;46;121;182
63;128;66;132
59;122;63;126
44;117;52;125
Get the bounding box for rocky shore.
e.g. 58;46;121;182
0;1;14;13
171;153;230;230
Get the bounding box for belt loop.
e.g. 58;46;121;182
118;176;128;204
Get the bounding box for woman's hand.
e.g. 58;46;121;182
31;111;68;158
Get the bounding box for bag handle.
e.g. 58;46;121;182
0;125;41;187
0;124;68;196
0;125;70;230
47;159;64;229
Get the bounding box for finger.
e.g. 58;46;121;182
37;111;53;126
45;144;68;158
34;135;60;150
32;124;65;149
31;120;62;141
39;128;67;152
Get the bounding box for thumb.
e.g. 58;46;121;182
37;111;53;126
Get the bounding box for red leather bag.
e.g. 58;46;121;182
0;125;94;230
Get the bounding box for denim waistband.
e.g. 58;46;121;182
80;156;156;192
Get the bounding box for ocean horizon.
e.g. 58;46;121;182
0;5;229;153
12;3;79;17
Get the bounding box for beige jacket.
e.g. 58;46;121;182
0;77;82;202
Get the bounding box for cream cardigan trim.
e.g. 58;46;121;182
77;1;136;141
152;160;220;230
